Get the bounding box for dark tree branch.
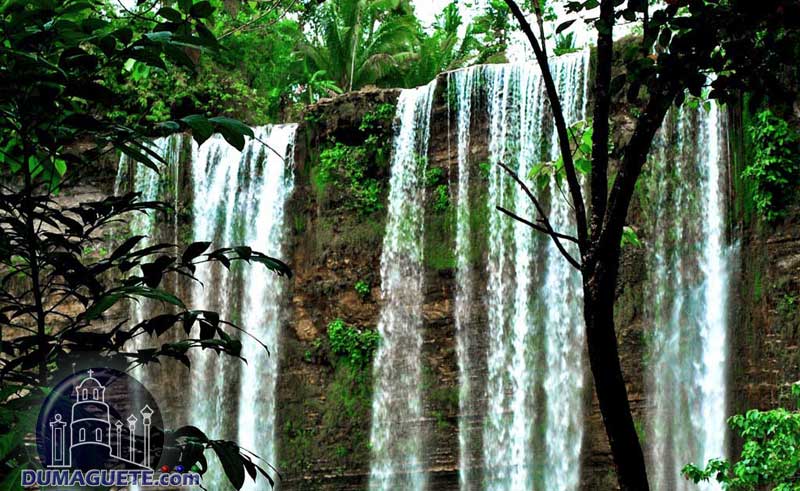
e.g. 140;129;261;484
497;162;582;270
532;0;548;58
504;0;589;255
597;81;681;261
588;0;614;245
496;206;582;267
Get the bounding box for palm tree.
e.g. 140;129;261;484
297;0;419;91
401;2;480;88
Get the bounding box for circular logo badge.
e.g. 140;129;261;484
35;367;164;471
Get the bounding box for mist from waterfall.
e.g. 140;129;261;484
115;126;297;490
646;104;731;491
368;80;437;491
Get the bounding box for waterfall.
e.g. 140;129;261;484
116;126;297;489
189;135;250;486
647;103;731;491
448;51;590;491
235;126;296;491
541;54;588;491
114;135;184;327
113;135;184;400
189;125;297;489
482;61;546;491
451;67;478;491
369;80;437;491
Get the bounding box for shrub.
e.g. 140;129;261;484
359;103;396;131
425;167;444;187
683;384;800;489
313;104;395;215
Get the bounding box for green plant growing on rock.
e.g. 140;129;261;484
313;103;395;215
360;103;396;131
433;184;451;212
317;142;384;215
327;319;380;368
354;280;371;299
478;161;492;179
745;109;800;223
425;167;445;187
621;226;642;248
683;384;800;490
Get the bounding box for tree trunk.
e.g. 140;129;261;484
583;257;650;491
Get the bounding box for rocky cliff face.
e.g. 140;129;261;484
278;77;641;489
67;74;799;490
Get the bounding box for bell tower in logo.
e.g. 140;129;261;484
40;368;162;471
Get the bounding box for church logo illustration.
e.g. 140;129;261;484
24;367;200;488
43;369;156;470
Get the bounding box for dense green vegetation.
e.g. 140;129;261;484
745;109;800;223
312;102;395;214
0;1;292;488
108;0;512;127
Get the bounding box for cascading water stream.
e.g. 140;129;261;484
541;55;588;491
451;67;478;491
114;135;184;421
116;126;297;489
114;135;184;326
449;51;590;491
368;80;437;491
235;126;296;491
188;125;297;489
647;103;731;491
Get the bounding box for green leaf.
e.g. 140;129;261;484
209;117;254;138
54;158;66;176
118;143;159;172
157;7;183;22
211;441;245;490
0;427;21;462
181;115;214;145
575;157;591;175
209;117;254;150
85;293;123;320
130;287;186;308
250;254;292;277
556;19;576;34
621;226;642;248
182;241;211;263
190;1;214;18
113;27;133;44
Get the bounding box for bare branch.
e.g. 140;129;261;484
497;162;582;271
497;205;580;244
504;0;589;254
532;0;548;58
219;0;300;40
